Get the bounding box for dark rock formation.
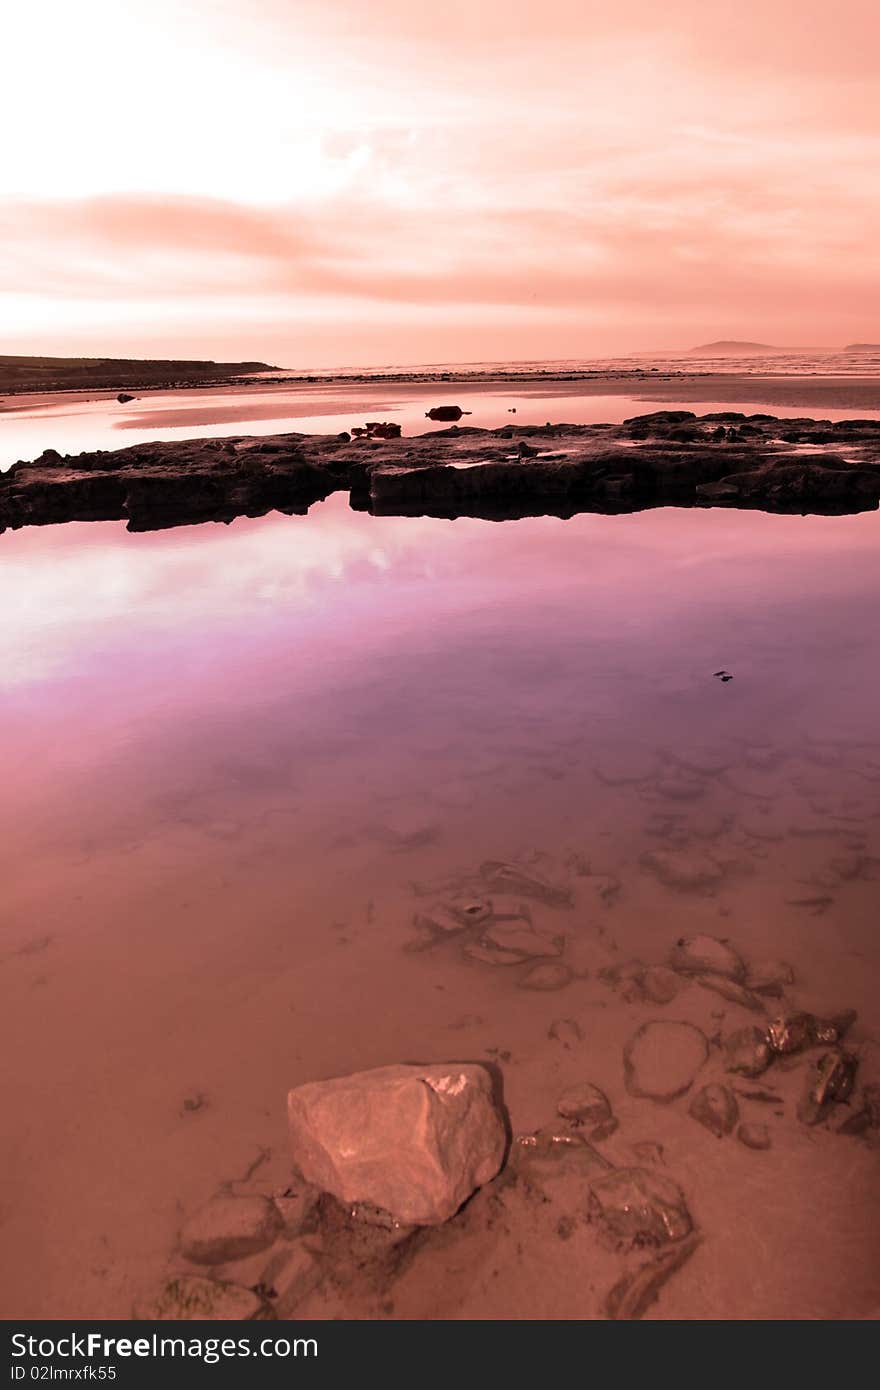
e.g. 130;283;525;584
3;411;880;535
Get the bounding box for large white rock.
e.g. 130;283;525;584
287;1063;507;1225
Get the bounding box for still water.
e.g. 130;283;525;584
1;483;879;1317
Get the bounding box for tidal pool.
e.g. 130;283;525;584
1;494;879;1318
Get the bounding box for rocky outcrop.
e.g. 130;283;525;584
3;411;880;534
287;1062;507;1226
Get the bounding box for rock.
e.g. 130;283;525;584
631;1141;665;1165
766;1011;814;1055
426;406;467;421
605;1234;702;1320
414;903;472;939
745;959;794;997
669;934;745;981
548;1018;582;1047
261;1241;322;1314
623;1020;709;1101
479;860;573;907
463;942;529;966
5;413;880;538
767;1009;856;1057
642;966;681;1004
179;1195;282;1265
724;1026;773;1077
286;1063;507;1225
518;962;573;991
272;1185;319;1238
481;921;563;959
797;1050;858;1126
557;1082;612;1125
136;1275;270;1321
588;1167;693;1250
694;974;765;1012
641;851;723;893
737;1123;771;1150
116;392;134;403
689;1084;739;1138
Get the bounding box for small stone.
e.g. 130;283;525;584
669;935;745;980
136;1276;269;1321
590;1117;620;1142
623;1020;709;1102
557;1082;612;1125
262;1241;322;1315
414;904;470;939
737;1123;771;1150
179;1195;282;1266
642;966;681;1005
287;1062;507;1226
588;1167;692;1249
641;852;722;893
548;1017;582;1047
767;1012;815;1055
689;1084;739;1138
481;922;563;959
479;860;573;907
463;942;529;966
745;959;795;997
518;962;573;991
724;1026;772;1077
797;1050;858;1126
695;974;765;1012
272;1186;319;1238
631;1141;665;1165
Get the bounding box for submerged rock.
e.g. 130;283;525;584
604;1234;702;1320
588;1167;693;1250
287;1062;507;1225
641;852;723;893
689;1084;739;1138
695;974;766;1012
623;1020;708;1101
767;1009;856;1057
136;1275;270;1321
481;921;563;959
479;860;573;907
724;1026;773;1078
745;959;795;997
641;966;681;1004
557;1082;612;1125
179;1195;282;1266
669;935;745;980
737;1123;771;1151
797;1050;858;1126
518;962;573;991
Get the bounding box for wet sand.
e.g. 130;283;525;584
1;499;879;1320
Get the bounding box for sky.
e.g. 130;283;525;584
2;0;878;368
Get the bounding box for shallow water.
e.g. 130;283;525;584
1;493;879;1319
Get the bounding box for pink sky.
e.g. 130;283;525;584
2;0;878;367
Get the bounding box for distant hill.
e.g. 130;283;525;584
688;340;780;356
843;343;880;352
0;355;278;395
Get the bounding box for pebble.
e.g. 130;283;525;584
669;934;745;980
518;962;573;991
737;1123;771;1151
588;1167;692;1250
179;1195;282;1266
689;1084;739;1138
623;1020;708;1101
557;1082;612;1125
